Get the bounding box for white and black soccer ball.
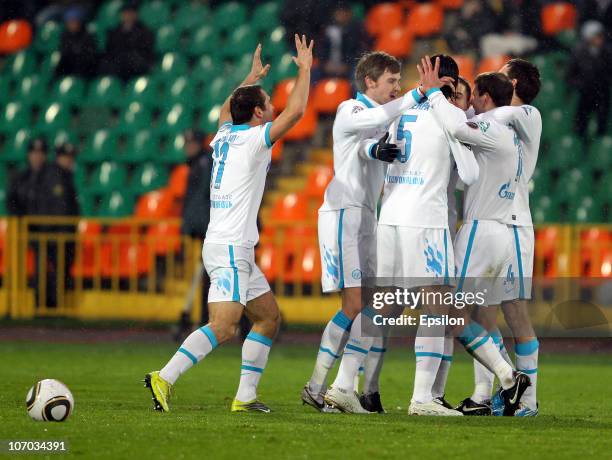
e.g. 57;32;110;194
26;379;74;422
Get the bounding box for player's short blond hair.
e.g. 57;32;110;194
354;52;401;93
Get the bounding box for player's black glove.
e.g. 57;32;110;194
371;133;400;163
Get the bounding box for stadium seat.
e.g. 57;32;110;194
406;3;444;37
477;55;510;74
146;221;181;256
96;0;122;30
174;2;211;33
0;19;32;53
271;79;295;112
284;103;318;141
117;102;152;134
155;25;179;54
270;53;296;84
100;239;150;278
541;109;573;143
70;219;102;278
589;136;612;171
223;25;257;59
305;165;334;198
213;2;247;32
272;193;309;221
366;3;404;37
252;2;281;34
160;104;194;135
541;3;576;36
164;77;196;109
435;0;464;8
124;77;158;107
1;102;29;134
98;190;134;217
188;25;220;57
263;26;288;63
80;130;118;164
17;75;47;107
191;56;216;85
119;130;158;164
139;0;170;29
91;162;127;194
453;55;476;82
548;134;580;171
168;164;189;198
557;167;593;202
52;77;85;106
313;79;352;114
135;188;173;219
375;26;414;59
571;196;604;223
161;133;187;164
1;129;30;162
34;21;61;53
203;77;234;107
50;129;77;149
580;227;610;277
155;53;188;82
598;172;612;206
131;163;169;194
531;195;561;223
0;77;12;105
7;50;36;79
200;104;222;135
36;102;71;133
256;244;280;281
87;76;123;108
271;138;284;162
39;51;61;77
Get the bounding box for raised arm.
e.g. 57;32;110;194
218;44;271;128
491;105;542;145
268;34;313;144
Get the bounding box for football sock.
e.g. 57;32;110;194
308;310;352;396
363;336;387;394
432;335;454;399
472;328;513;403
235;331;273;402
332;313;374;391
412;319;446;404
160;325;218;384
515;339;539;409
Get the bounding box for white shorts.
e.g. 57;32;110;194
454;220;513;306
502;225;534;301
203;243;270;306
318;207;376;293
377;225;455;289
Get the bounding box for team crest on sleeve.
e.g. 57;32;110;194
467;121;479;130
352;105;364;114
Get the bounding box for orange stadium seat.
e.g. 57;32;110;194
71;220;102;278
285;243;321;283
272;193;309;221
168;164;189;198
477;55;510;75
580;227;611;277
366;3;405;37
535;226;561;278
313;79;352;114
101;241;151;278
135;189;173;219
541;3;577;36
375;26;414;58
453;55;476;83
272;138;284;162
0;20;32;53
284;103;318;141
271;78;294;112
257;244;279;281
406;3;444;37
435;0;464;9
306;165;334;199
146;222;181;256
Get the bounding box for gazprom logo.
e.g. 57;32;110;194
498;182;515;200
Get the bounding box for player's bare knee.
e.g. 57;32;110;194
208;321;239;344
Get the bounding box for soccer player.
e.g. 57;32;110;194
420;57;532;416
466;59;542;416
145;36;314;413
302;52;452;414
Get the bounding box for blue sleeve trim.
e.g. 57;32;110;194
264;122;273;148
246;331;273;347
368;143;376;159
515;339;539;356
426;88;441;98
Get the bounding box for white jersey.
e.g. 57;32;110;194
320;89;424;213
428;90;521;223
204;122;273;248
490;105;542;226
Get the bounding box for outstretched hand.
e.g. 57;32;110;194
249;43;271;81
417;55;455;94
292;34;314;70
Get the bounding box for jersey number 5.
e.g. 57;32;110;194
212;141;229;189
396;115;418;163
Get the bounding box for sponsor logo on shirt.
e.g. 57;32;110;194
498;181;515;200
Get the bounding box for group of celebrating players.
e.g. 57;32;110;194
145;32;542;417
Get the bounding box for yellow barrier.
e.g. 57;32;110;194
0;217;610;323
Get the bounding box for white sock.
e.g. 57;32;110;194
332;314;374;391
412;320;446;404
160;325;218;384
515;339;539;409
363;336;387;394
308;310;352;395
432;336;454;399
472;329;513;403
235;331;272;402
458;322;514;389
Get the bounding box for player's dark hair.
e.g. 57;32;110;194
505;58;541;104
229;85;266;125
430;54;459;99
474;72;513;108
457;76;472;101
354;51;401;92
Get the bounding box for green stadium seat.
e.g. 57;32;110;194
252;2;280;34
131;163;169;193
81;130;118;164
160;133;186;164
35;21;62;53
155;53;188;82
124;77;158;107
589;136;612;171
155;25;178;54
547;134;581;170
528;166;552;197
270;53;297;84
77;106;113;139
535;79;566;112
0;187;6;215
17;76;47;107
556;29;578;50
139;0;170;29
0;77;12;105
200;104;222;135
36;102;71;133
7;50;37;79
96;0;122;30
39;51;61;77
191;56;216;85
77;191;96;217
531;195;561;223
1;129;30;163
99;190;134;217
160;104;194;135
570;196;604;223
222;25;257;59
557;167;593;202
119;130;159;164
188;25;220;57
90;162;127;193
165;77;196;109
87;76;123;108
174;2;211;33
51;129;78;149
1;102;29;134
203;77;234;107
263;26;287;62
598;173;612;205
213;2;247;32
117;103;152;134
52;77;86;106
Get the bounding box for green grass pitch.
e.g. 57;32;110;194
1;341;611;459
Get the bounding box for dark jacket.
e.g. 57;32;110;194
181;148;213;238
318;20;369;73
56;28;98;78
566;42;612;94
102;21;154;80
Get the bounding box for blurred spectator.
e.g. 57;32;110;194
280;0;331;46
480;1;538;57
444;0;499;55
566;21;612;138
98;1;154;81
578;0;612;38
181;129;212;239
54;143;80;216
318;2;369;79
56;7;98;79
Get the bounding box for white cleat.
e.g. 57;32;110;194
409;400;464;416
324;386;373;414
